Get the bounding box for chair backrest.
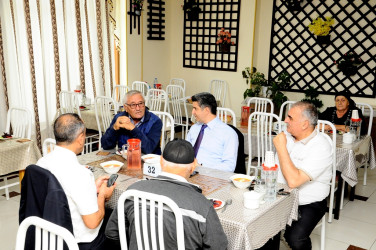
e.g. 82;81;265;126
150;111;175;151
166;85;189;139
209;79;227;107
146;89;169;113
118;189;185;250
95;96;117;148
356;102;373;136
279;100;296;121
247;112;281;176
316;120;336;223
169;78;186;96
247;97;274;115
217;107;236;127
229;124;246;174
132;81;149;97
112;85;129;109
15;216;79;250
59;90;81;117
42;138;56;156
6;107;32;139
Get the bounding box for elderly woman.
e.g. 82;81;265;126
319;91;366;134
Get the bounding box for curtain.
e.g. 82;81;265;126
0;0;118;150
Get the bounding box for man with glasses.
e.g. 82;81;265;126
101;90;162;154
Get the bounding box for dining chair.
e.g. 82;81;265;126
278;100;296;121
166;85;189;139
59;90;81;117
209;79;227;107
247;112;281;177
112;84;129;111
150;111;175;151
169;78;186;96
95;96;117;149
316;120;337;224
217;107;236;127
15;216;79;250
42;138;56;156
117;190;185;250
5;107;32;139
247;97;274;116
146;89;169;113
131;81;150;97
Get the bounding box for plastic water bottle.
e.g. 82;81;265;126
263;151;278;202
153;78;158;88
350;110;362;141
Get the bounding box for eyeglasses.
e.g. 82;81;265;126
126;102;145;109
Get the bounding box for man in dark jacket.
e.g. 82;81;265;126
100;90;162;154
105;139;228;249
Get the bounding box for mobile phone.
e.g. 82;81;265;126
277;191;290;196
190;171;199;178
107;174;118;187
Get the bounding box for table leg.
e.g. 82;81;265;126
19;170;25;191
334;171;343;220
349;185;356;201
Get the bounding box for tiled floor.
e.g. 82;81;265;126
1;168;376;250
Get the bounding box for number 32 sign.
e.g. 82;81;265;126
143;163;161;177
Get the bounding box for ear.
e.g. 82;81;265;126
191;159;198;173
302;119;309;130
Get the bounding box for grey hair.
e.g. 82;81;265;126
291;101;318;127
53;113;85;144
123;90;145;104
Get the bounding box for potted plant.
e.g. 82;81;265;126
334;51;363;76
301;86;323;110
242;67;264;99
286;0;303;11
308;16;335;45
216;28;235;53
182;0;201;21
132;0;144;15
267;71;290;111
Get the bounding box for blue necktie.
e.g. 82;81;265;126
193;124;207;157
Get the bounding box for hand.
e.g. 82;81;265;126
273;132;287;150
95;176;109;193
98;181;116;201
113;116;135;131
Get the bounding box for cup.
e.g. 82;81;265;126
154;83;162;89
351;110;359;120
343;132;354;144
244;191;261;209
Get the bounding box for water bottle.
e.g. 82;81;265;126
350;110;362;141
153;78;158;88
263;151;278;202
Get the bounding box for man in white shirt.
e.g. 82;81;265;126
273;102;332;250
37;113;116;250
186;92;238;172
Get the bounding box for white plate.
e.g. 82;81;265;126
208;198;225;210
116;149;127;159
141;154;160;164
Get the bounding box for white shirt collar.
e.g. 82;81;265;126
160;172;188;183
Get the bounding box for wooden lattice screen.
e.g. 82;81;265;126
183;0;241;71
147;0;165;40
269;0;376;97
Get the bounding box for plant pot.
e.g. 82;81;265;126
135;9;141;15
187;8;200;21
342;66;358;76
218;43;230;53
316;35;330;45
287;1;302;11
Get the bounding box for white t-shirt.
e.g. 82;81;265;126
276;130;333;205
37;146;101;243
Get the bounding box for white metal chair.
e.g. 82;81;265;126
150;111;175;152
247;112;281;177
132;81;150;97
247;97;274;116
112;85;129;110
59;90;81;116
15;216;79;250
209;79;227;107
5;107;32;139
169;78;186;96
279;100;296;121
146;89;169;113
95;96;117;149
42;138;56;156
166;85;189;139
117;190;185;250
217;107;236;127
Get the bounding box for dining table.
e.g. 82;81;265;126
78;150;299;250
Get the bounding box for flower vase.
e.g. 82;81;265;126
343;66;358;76
316;35;330;45
135;9;141;15
187;9;199;21
219;43;230;53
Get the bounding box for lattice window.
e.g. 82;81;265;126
147;0;165;40
269;0;376;98
183;0;241;71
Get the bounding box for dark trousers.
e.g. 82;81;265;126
284;198;327;250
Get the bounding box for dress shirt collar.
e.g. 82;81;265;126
200;117;220;130
299;129;317;145
160;172;188;183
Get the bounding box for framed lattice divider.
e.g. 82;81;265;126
268;0;376;97
147;0;165;40
183;0;241;71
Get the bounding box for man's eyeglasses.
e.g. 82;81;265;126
126;102;145;109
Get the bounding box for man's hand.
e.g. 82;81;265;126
98;181;116;202
95;176;109;193
113;116;135;131
273;132;287;150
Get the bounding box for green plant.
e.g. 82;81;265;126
301;86;323;110
308;16;335;36
132;0;144;9
242;67;268;98
267;71;290;109
334;51;362;76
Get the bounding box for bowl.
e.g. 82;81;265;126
230;174;255;189
100;160;123;174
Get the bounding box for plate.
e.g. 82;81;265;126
208;198;225;210
141;154;160;164
116;149;127;159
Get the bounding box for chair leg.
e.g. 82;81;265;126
363;162;368;186
4;177;9;200
321;215;325;250
340;181;345;209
